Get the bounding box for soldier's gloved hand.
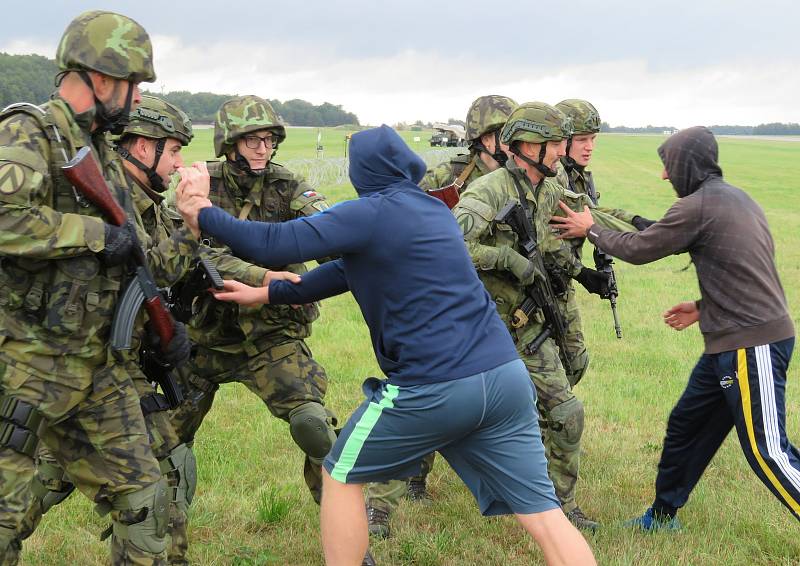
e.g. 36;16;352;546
575;267;610;296
631;215;657;231
98;222;135;266
146;320;192;368
499;246;540;286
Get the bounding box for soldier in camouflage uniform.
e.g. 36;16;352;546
366;95;518;539
419;95;517;195
169;95;338;510
0;11;198;565
6;95;201;566
552;99;652;387
452;102;616;531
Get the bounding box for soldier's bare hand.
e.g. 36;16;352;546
176;162;210;198
210;279;269;307
551;202;594;239
663;301;699;331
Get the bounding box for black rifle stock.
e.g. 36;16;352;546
169;258;225;323
495;200;571;375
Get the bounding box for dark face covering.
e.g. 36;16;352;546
657;126;723;198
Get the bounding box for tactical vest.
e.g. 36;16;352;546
0;101;127;368
190;161;320;352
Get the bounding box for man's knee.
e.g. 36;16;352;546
0;396;43;459
548;397;585;447
288;402;337;460
108;478;170;555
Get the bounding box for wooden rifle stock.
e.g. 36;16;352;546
62;146;175;347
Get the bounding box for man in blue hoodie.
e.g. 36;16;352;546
175;125;596;566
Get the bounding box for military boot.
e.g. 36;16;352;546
406;478;432;504
367;505;390;539
362;549;377;566
565;506;599;532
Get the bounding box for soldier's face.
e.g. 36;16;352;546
235;128;274;171
155;138;185;185
569;133;596;167
544;139;567;169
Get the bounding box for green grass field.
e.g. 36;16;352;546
21;131;800;565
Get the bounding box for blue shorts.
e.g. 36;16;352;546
324;359;559;516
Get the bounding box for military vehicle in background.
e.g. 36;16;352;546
429;123;467;147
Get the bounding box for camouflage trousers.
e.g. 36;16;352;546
515;321;584;514
559;285;590;388
168;338;336;549
366;453;436;513
0;355;164;564
5;359;190;566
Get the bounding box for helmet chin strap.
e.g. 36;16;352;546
116;139;167;191
472;130;508;167
232;149;268;177
510;142;557;178
77;71;134;135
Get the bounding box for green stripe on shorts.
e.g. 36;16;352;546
330;383;400;482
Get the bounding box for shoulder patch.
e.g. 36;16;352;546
302;190;318;198
0;163;29;195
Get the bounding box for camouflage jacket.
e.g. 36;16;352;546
554;160;637;261
0;97;192;383
418;152;490;194
452;159;582;330
189;159;330;355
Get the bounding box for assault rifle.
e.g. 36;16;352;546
496;200;571;375
169;258;225;323
585;174;622;339
139;345;183;408
61;146;177;354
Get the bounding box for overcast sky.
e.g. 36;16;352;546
2;0;798;127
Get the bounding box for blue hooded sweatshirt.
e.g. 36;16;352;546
198;125;519;385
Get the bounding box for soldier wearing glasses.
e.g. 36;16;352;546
168;96;338;518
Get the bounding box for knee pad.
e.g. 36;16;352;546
30;459;75;515
110;478;170;555
0;524;19;561
0;396;43;458
160;443;197;513
566;350;589;388
548;397;585;447
288;403;336;460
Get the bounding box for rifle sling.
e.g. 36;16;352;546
453;155;478;189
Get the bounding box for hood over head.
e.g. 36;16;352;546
348;125;426;196
657;126;723;197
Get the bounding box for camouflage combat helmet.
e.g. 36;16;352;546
500;102;572;145
465;95;518;141
214;95;286;157
125;95;193;145
55;11;155;83
555;99;601;135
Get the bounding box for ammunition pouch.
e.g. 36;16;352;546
0;396;43;458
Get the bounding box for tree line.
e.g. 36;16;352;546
0;52;360;127
600;121;800;135
2;52;798;134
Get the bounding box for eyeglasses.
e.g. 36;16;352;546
243;135;277;149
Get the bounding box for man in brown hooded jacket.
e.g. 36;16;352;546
553;126;798;529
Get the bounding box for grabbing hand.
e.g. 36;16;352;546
211;279;270;307
551;202;595;239
146;320;192;368
176;162;212;238
98;222;136;266
663;301;699;331
262;270;302;286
